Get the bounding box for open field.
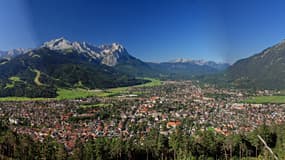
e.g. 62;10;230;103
80;103;112;108
244;95;285;104
56;88;99;100
0;78;162;101
75;77;161;97
135;77;161;87
0;97;49;102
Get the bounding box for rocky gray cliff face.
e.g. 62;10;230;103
42;38;130;66
99;43;130;66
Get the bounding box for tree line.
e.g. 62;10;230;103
0;121;284;159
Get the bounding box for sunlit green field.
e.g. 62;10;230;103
0;78;162;101
244;95;285;104
56;88;99;100
95;78;162;97
80;103;112;108
0;97;49;102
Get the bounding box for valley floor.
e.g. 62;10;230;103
0;80;284;159
0;77;161;101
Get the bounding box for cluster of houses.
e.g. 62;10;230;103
0;81;284;150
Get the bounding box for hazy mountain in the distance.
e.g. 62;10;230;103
0;48;29;59
168;58;230;70
146;58;229;79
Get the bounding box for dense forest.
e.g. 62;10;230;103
0;120;284;160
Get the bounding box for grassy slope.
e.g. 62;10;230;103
0;78;161;101
33;69;44;86
4;76;22;89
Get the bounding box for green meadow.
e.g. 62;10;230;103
244;95;285;104
0;78;162;101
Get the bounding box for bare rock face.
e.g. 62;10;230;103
43;37;73;50
42;38;130;66
99;43;129;66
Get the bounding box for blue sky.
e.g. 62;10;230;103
1;0;285;63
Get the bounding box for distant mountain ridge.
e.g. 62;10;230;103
147;58;229;79
0;48;29;59
168;58;229;70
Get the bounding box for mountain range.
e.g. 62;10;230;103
0;48;29;60
148;58;229;79
0;38;228;98
3;37;285;97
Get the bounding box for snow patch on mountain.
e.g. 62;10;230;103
42;38;130;66
168;58;230;70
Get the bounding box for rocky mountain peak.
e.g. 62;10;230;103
99;43;126;54
40;38;131;66
42;37;73;50
99;43;129;66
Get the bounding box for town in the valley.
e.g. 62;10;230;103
1;81;284;150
